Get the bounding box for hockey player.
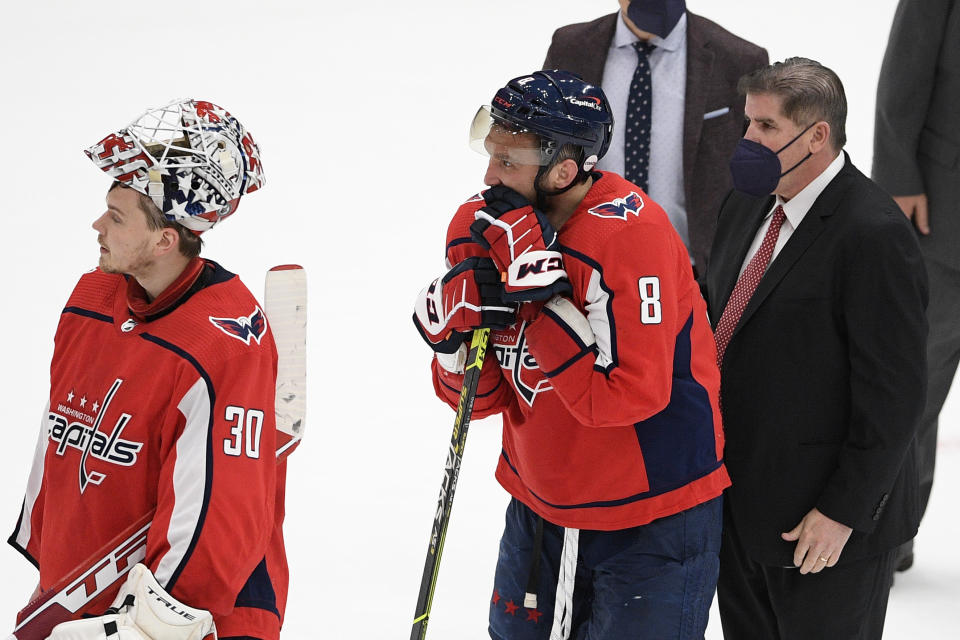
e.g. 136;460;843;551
413;71;728;639
8;100;287;640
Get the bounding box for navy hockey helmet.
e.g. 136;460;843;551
470;70;614;172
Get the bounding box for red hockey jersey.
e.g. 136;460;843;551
432;172;729;530
9;261;287;639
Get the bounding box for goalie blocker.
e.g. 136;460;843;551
45;564;215;640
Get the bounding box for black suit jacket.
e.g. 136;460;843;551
544;11;768;269
704;155;928;566
873;0;960;269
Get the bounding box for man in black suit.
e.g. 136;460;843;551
873;0;960;573
703;58;928;639
544;0;767;273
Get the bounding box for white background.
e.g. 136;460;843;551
1;1;957;638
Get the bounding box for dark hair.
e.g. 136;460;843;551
553;143;594;186
738;57;847;150
108;181;203;258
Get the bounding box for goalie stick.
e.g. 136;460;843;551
410;328;491;640
7;264;307;640
265;265;308;458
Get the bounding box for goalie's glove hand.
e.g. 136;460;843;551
413;256;516;352
470;185;572;303
46;563;215;640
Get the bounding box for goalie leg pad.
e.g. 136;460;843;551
46;564;216;640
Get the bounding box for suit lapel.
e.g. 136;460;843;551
579;14;617;85
714;199;771;320
682;14;713;202
732;159;854;336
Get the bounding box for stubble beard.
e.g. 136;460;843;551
98;240;156;277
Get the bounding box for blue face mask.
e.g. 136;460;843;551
729;122;816;197
627;0;686;38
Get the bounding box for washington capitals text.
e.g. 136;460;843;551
48;378;144;490
494;329;552;406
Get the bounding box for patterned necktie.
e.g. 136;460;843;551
714;206;788;366
624;41;655;191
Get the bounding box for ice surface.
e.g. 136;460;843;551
1;1;955;638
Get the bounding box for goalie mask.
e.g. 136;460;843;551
85;99;264;232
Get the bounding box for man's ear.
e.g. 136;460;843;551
154;227;181;257
547;158;581;191
810;121;832;154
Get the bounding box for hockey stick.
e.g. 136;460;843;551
410;328;491;640
7;265;307;640
7;512;153;640
265;265;308;458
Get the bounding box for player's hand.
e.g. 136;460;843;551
470;185;572;302
414;257;516;352
781;507;853;575
893;193;929;235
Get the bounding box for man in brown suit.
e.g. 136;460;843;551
544;0;767;274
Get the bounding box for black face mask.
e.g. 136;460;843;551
627;0;686;38
728;122;816;197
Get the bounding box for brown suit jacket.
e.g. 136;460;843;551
544;11;767;270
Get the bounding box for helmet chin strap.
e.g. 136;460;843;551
533;151;588;210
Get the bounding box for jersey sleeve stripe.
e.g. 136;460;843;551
139;333;216;592
6;508;39;568
538;308;598;379
154;376;212;589
445;236;476;254
10;402;52;557
583;268;616;372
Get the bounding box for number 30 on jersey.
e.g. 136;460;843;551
638;276;662;324
224;405;264;458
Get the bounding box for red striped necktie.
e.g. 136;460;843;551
714;205;787;366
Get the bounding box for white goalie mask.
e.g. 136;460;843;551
85;99;265;232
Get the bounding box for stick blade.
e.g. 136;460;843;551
11;513;152;640
265;265;307;459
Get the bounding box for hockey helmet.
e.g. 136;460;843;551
470;70;614;172
85;99;264;232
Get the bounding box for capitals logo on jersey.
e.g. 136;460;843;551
48;378;145;493
209;306;267;345
494;324;552;407
588;191;645;220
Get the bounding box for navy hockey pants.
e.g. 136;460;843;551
488;496;722;640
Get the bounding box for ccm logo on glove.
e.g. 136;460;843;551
509;251;564;285
471;185;572;302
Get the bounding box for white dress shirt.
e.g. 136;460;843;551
738;152;846;278
599;13;689;250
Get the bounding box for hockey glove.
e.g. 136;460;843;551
413;256;516;353
45;563;215;640
470;185;572;303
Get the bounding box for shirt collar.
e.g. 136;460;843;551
774;151;846;228
614;11;687;53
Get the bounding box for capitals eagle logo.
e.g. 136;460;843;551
588;191;645;220
209;306;267;345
